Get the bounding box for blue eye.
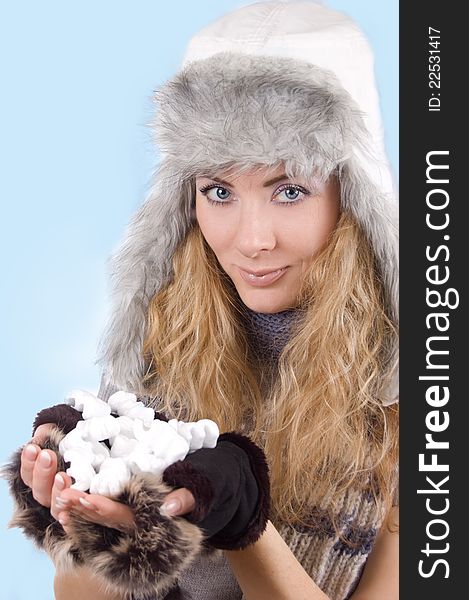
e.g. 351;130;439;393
280;187;300;200
199;184;231;205
275;184;309;204
198;182;310;206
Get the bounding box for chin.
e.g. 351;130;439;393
238;290;294;314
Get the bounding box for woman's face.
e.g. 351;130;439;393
195;164;341;313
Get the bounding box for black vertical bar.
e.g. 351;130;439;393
400;2;465;597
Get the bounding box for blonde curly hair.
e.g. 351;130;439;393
142;211;398;528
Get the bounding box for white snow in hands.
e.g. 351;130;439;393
59;389;219;496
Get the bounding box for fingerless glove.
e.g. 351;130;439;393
4;404;270;600
163;432;270;549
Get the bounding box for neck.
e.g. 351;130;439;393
240;305;302;362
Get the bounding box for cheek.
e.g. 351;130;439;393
311;196;340;249
195;199;230;256
281;204;339;261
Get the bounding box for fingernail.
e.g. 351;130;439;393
160;499;181;517
55;497;69;508
79;497;94;509
39;451;52;468
24;445;38;460
55;474;65;490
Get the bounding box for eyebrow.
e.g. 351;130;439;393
200;173;290;188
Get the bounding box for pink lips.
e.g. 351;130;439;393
238;267;287;287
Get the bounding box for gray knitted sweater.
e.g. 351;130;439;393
99;308;389;600
183;308;385;600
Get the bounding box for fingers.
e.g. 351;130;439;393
20;422;57;488
50;471;73;521
79;494;135;532
20;443;41;488
160;488;196;517
58;488;135;532
31;449;58;507
50;472;74;534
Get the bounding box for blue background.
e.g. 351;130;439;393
0;1;397;597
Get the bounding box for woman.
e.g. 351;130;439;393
6;2;399;599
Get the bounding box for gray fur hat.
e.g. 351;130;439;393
98;1;398;404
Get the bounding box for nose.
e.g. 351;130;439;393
234;201;277;258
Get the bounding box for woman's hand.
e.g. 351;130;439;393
20;421;196;532
160;487;196;517
20;422;70;511
19;422;74;529
20;423;133;532
57;488;136;532
57;485;196;531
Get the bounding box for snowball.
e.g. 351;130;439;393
59;428;93;456
108;391;138;415
80;415;121;442
59;387;220;497
89;457;131;496
90;441;111;468
115;415;137;438
68;460;96;492
198;419;220;449
82;397;112;419
125;402;155;424
127;451;166;475
65;389;101;412
110;435;139;458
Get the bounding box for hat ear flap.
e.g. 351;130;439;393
97;161;193;392
338;158;399;405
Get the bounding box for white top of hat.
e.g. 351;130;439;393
182;1;396;202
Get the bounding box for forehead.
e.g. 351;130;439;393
197;163;290;184
195;163;327;193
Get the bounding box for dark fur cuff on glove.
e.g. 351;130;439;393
32;402;168;437
60;475;204;599
2;426;67;549
163;431;270;550
4;426;269;596
3;427;204;599
32;403;83;436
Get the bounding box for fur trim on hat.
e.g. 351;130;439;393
97;52;398;404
